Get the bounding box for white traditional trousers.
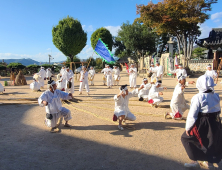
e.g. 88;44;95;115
107;75;112;87
79;81;89;92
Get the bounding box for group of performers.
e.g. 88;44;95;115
34;62;221;169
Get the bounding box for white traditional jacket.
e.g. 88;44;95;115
129;68;137;78
114;89;138;116
79;70;88;82
205;70;217;79
148;85;164;100
138;83;152;98
38;89;71;114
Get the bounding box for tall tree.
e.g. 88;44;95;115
192;47;207;59
91;27;113;51
52;16;87;62
115;21;156;62
136;0;217;61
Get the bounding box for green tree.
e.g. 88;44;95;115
0;64;6;71
91;27;113;51
192;47;207;59
66;56;81;68
115;21;156;62
52;16;87;62
136;0;217;60
86;57;96;67
95;58;103;69
41;64;52;68
7;63;26;71
26;64;40;74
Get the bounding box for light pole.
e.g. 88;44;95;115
48;55;54;64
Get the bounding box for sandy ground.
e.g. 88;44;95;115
0;72;222;170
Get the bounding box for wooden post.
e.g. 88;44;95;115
215;57;222;84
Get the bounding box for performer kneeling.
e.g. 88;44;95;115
38;80;73;133
138;78;152;101
165;75;195;119
181;75;222;169
113;85;143;130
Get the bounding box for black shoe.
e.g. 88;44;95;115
139;97;143;101
37;89;41;92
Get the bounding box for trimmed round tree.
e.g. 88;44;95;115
91;27;113;51
52;16;87;62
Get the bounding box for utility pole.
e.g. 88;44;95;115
48;55;54;64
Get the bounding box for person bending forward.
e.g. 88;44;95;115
181;75;222;169
38;80;73;133
114;85;143;130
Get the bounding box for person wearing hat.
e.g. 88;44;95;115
61;67;74;94
129;64;137;89
165;75;195;120
113;66;121;86
148;63;157;83
38;67;46;88
148;80;167;107
169;64;187;80
181;75;222;169
138;78;153;101
38;80;73;133
106;65;113;88
79;66;90;95
101;64;108;85
88;66;96;86
113;84;144;130
205;64;217;80
46;68;52;81
155;62;163;82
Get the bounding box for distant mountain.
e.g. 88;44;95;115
2;58;40;66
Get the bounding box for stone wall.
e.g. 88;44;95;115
188;59;214;73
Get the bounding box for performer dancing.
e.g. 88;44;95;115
148;63;157;83
155;62;163;82
113;85;143;130
106;65;113;88
181;75;222;169
46;68;52;81
61;67;74;94
79;66;90;95
101;64;108;85
38;80;73;133
205;64;217;80
169;64;187;80
148;80;167;107
113;66;121;86
138;78;152;101
38;67;46;89
165;75;195;120
88;66;95;86
129;64;137;89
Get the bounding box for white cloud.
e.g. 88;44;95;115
47;48;51;51
198;23;211;39
82;25;93;32
211;12;222;20
88;25;93;32
0;52;67;63
213;19;220;23
82;25;86;29
104;26;121;36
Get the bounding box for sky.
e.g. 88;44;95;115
0;0;222;63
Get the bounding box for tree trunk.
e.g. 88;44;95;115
70;55;74;62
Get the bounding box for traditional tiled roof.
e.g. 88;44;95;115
196;28;222;49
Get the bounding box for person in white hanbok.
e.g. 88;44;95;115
106;65;113;88
38;80;73;133
88;66;96;86
46;68;52;81
138;78;153;101
38;67;46;88
181;75;222;169
61;67;74;94
165;76;195;120
0;76;4;93
169;64;187;80
101;65;108;85
148;80;167;107
113;66;121;86
113;85;143;130
79;66;90;95
30;79;41;92
155;62;163;82
128;64;137;89
148;63;157;83
205;64;217;80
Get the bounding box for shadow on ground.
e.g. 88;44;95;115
0;104;194;170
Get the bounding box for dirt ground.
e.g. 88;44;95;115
0;72;222;170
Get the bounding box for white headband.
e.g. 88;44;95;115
120;86;128;92
143;78;148;82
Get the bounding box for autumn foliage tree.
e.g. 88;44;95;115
136;0;217;62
